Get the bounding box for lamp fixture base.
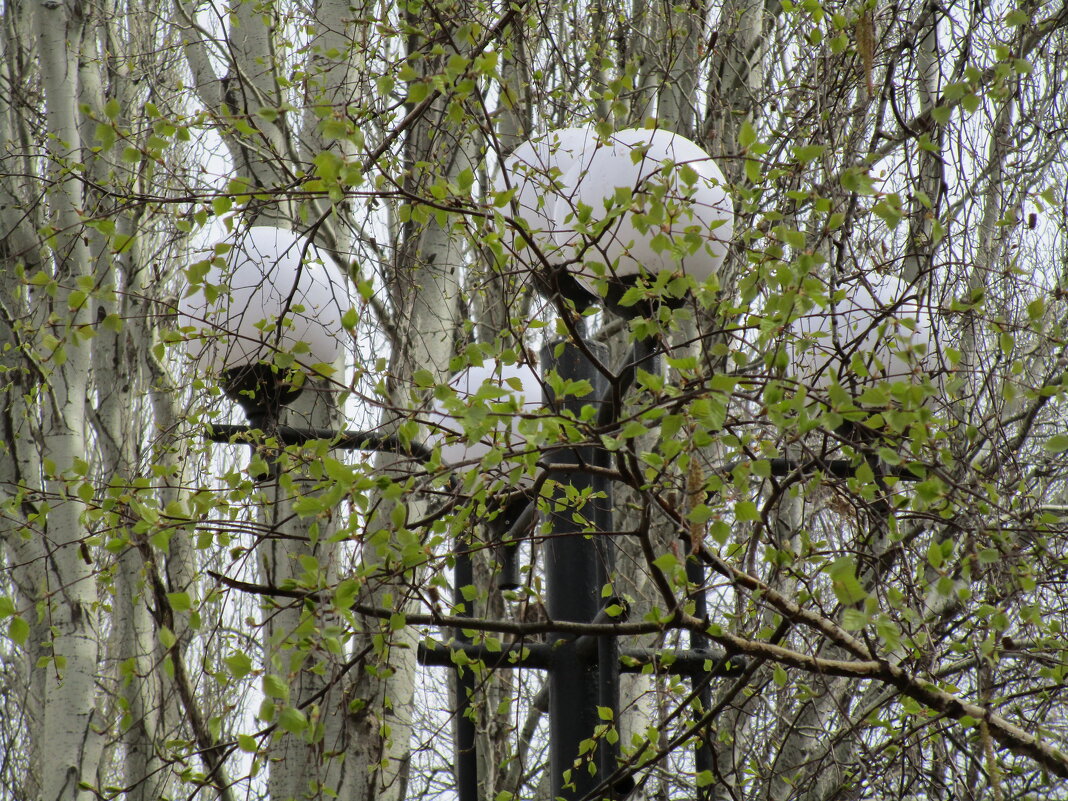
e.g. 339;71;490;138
221;363;305;429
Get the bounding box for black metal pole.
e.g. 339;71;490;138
686;553;715;798
454;538;478;801
593;436;631;796
491;493;533;591
542;334;610;801
206;423;433;459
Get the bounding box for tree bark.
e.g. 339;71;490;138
33;2;106;798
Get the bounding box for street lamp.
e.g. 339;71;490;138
189;125;744;801
432;127;742;801
180;225;434;468
495;125;603;307
783;272;940;485
424;359;544;591
424;360;545;477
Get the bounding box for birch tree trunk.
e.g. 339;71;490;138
703;0;769;175
2;9;58;798
342;39;469;798
900;1;945;287
91;230;165;801
259;384;348;800
0;225;47;799
33;2;106;798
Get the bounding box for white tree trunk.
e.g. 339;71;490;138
0;276;47;799
1;16;50;797
34;2;105;798
261;384;348;800
901;3;944;286
342;59;469;797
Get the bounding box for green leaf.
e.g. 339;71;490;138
95;123;117;150
678;163;699;187
738;120;758;149
872;199;903;229
773;225;806;250
1044;434;1068;453
828;557;867;605
1004;8;1029;24
926;540;944;569
8;616;28;646
792;144;825;163
277;707;308;734
876;617;901;651
407;81;430;104
840;167;876;195
225;651;253;679
167;592;192;612
158;627;177;649
259;698;277;722
735;501;760;521
314;150;343;181
320;119;349;140
334;579;359;611
652;553;678;572
263;674;289;701
930;105;952;125
212;195;233;216
773;665;788;686
841;608;869;630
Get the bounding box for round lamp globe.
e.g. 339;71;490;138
493;127;600;266
179;226;348;376
789;275;936;393
426;362;544;472
551;128;734;292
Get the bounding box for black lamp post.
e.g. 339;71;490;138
419;127;745;801
416;331;748;801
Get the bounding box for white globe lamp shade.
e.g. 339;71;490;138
493;126;600;264
179;226;347;373
551;128;734;294
789;275;936;393
178;226;348;419
427;362;544;473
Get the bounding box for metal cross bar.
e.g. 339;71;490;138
418;639;747;679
